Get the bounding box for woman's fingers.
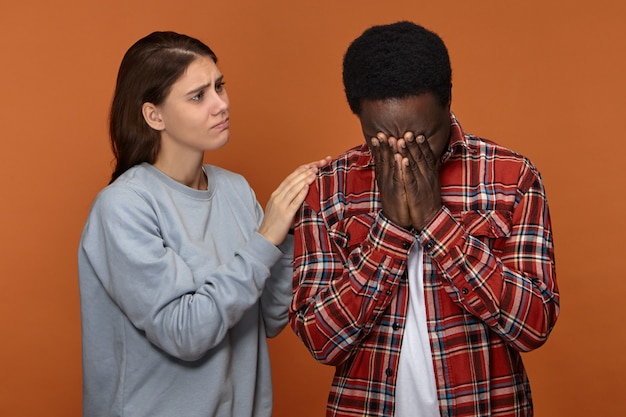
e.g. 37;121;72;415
258;157;330;245
273;156;331;195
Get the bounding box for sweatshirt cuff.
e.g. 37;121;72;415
248;232;284;266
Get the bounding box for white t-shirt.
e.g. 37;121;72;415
394;243;441;417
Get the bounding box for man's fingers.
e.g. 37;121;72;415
415;134;437;169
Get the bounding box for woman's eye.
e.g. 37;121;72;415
191;91;204;101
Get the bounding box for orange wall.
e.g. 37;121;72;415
1;1;625;416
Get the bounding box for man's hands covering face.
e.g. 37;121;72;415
370;131;442;231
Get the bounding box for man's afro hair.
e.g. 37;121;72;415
342;21;452;115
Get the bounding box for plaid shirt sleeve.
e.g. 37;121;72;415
420;155;559;352
289;178;414;365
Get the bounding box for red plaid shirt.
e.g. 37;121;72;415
289;114;559;417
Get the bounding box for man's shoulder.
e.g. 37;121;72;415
325;143;372;172
460;134;543;189
463;134;530;162
315;143;375;200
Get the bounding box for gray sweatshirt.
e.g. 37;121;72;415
78;163;292;417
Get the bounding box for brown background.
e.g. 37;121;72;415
1;1;624;416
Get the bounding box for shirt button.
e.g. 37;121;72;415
462;287;469;295
402;242;410;250
392;322;401;331
386;289;392;295
386;368;393;377
424;240;435;250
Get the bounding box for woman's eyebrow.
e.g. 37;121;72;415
185;82;211;96
185;75;224;96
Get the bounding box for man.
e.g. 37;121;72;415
289;21;559;417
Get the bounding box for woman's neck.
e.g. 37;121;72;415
152;156;207;190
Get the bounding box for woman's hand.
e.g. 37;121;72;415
258;156;332;245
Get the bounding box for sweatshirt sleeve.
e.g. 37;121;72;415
79;184;283;361
259;234;294;338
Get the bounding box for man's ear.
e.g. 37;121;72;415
142;102;165;131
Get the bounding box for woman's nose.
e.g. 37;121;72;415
212;93;229;115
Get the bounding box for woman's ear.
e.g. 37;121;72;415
142;102;165;131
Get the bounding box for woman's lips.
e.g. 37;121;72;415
212;118;230;130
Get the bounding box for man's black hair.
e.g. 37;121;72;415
342;21;452;115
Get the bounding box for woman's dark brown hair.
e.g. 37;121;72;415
109;31;217;183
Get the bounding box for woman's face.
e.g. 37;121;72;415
150;55;230;157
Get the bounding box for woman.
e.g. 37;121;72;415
78;31;329;417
